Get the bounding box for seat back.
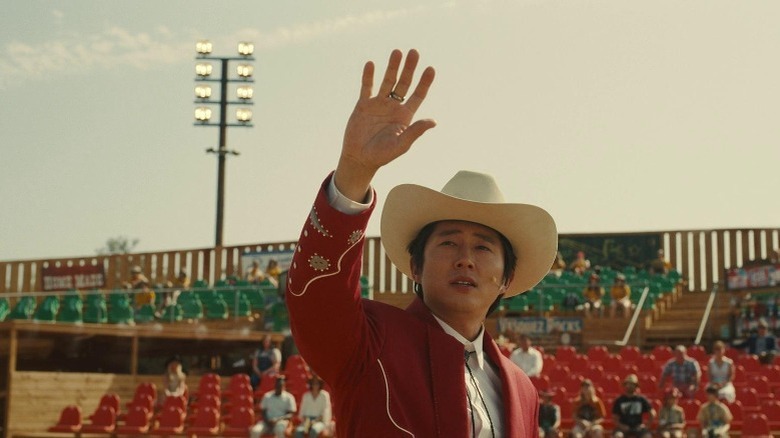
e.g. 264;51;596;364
158;405;185;427
124;405;151;427
90;405;116;426
192;406;220;427
741;413;771;437
55;405;82;426
227;405;255;427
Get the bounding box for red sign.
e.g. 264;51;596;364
41;264;107;291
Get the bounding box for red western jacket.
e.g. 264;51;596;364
286;175;539;437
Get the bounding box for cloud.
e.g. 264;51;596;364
0;5;432;89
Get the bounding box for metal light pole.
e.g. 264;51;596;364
194;40;255;247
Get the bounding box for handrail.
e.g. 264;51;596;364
695;282;719;345
615;283;650;346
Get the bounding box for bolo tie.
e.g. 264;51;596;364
465;350;496;438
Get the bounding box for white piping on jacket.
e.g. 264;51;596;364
288;234;363;297
377;359;415;437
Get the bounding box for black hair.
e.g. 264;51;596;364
407;221;518;316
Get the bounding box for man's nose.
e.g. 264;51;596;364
454;249;475;269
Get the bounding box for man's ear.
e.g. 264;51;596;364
410;260;420;282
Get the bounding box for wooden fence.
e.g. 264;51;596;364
1;228;778;295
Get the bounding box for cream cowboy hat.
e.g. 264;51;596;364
380;170;558;297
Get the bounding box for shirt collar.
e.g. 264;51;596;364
432;315;486;369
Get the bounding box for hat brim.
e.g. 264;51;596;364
380;184;557;297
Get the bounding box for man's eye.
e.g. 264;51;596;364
440;240;456;246
477;245;493;252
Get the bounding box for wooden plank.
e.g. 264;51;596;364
9;262;19;294
5;328;17;434
383;250;393;292
752;228;763;261
716;231;725;286
680;232;689;290
704;231;713;292
728;230;739;269
741;229;750;267
0;261;7;293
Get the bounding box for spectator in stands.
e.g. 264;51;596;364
657;388;685;438
611;374;655;438
658;345;701;399
161;356;187;405
550;251;566;276
649;249;671;275
294;376;333;438
250;334;282;389
251;376;297;438
157;269;189;315
285;49;552;437
706;340;735;403
697;385;732;438
571;379;606;438
732;319;777;364
609;274;632;319
266;259;282;287
569;251;591;275
538;389;562;438
125;265;155;310
582;274;605;318
509;333;543;377
246;260;266;284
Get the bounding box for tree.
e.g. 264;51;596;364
96;236;139;255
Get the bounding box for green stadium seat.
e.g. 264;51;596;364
160;304;183;322
193;279;209;289
505;295;529;312
228;293;252;317
84;292;108;323
240;287;265;310
34;296;60;322
266;302;290;331
134;304;156;323
0;298;9;321
204;296;228;320
8;296;36;320
108;293;134;324
180;295;204;320
59;291;83;323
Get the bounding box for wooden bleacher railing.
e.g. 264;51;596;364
1;228;777;296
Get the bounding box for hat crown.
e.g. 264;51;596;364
440;171;506;204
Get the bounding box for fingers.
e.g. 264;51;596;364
377;49;403;98
359;61;374;100
404;66;436;113
398;119;437;150
390;49;420;99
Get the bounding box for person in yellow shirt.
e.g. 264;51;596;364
609;274;632;319
125;265;155;309
582;274;604;318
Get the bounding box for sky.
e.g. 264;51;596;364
1;0;778;262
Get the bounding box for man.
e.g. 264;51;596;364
294;376;333;438
510;334;543;377
649;249;671;275
286;49;557;436
612;374;655;438
609;274;632;319
582;274;605;318
658;345;701;399
538;390;561;438
251;376;297;438
733;319;777;364
657;388;685;438
697;385;732;438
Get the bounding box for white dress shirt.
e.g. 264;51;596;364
509;347;543;377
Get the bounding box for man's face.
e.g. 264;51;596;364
624;382;637;395
275;380;285;395
519;336;531;351
413;221;508;322
674;349;685;362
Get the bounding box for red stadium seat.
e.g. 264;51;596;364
152;405;186;435
561;374;585;394
619;345;642;364
567;355;589;374
126;393;154;418
555;346;578;364
559;397;575;430
48;405;82;433
601;355;624;376
222;406;256;437
636;354;660;375
285;354;309;374
587;345;610;364
747;375;774;402
129;382;157;407
733;364;748;385
547;364;571;383
737;354;763;375
199;372;221;388
115;405;151;434
582;364;604;383
530;375;550;391
81;405;116;434
188;406;220;436
741;413;771;438
542;354;557;372
597;374;622;399
726;400;743;432
735;387;762;413
762;400;780;430
687;345;708;363
651;346;673;363
90;393;120;420
222;373;252;399
759;365;780;394
678;398;701;430
637;375;658;399
724;346;742;361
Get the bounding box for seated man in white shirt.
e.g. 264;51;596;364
509;334;543;377
295;376;333;438
251;376;297;438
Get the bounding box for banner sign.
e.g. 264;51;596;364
241;250;295;281
498;316;583;335
41;264;106;291
558;234;662;270
725;262;779;290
